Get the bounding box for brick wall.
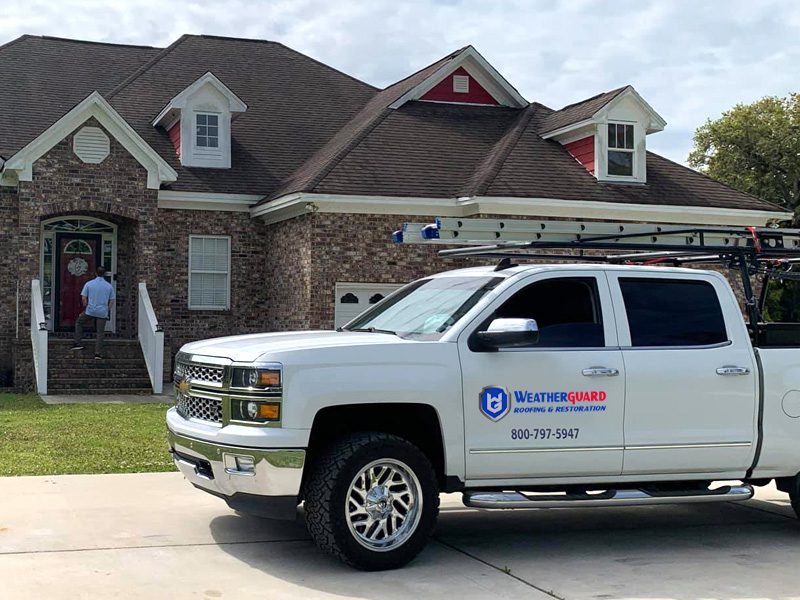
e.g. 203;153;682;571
0;186;19;385
155;208;271;359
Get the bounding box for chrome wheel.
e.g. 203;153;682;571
346;458;423;552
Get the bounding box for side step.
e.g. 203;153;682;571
462;485;754;509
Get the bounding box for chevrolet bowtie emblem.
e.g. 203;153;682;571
178;377;191;394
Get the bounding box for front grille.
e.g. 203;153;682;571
176;393;223;424
175;361;225;385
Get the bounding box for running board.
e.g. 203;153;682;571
462;485;754;510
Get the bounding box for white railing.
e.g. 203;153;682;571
138;282;164;394
30;279;48;395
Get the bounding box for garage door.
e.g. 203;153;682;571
334;282;404;328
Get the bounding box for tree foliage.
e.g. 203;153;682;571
688;94;800;220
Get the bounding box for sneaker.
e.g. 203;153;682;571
94;354;102;360
71;345;84;351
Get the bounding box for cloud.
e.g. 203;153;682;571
1;0;798;163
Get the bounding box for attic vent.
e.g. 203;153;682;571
73;126;110;164
453;75;470;94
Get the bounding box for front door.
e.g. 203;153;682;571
55;233;102;331
459;271;626;482
607;272;758;476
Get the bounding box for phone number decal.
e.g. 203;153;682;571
511;428;580;440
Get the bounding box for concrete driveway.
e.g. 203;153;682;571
0;473;798;599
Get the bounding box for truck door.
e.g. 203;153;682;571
606;272;757;476
459;271;625;482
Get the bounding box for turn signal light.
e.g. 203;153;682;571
257;370;281;387
255;403;280;420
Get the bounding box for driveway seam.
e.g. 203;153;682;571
0;537;309;556
434;537;566;600
729;500;798;521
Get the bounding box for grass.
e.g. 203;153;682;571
0;393;177;476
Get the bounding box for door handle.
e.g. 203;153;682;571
716;366;750;376
582;367;619;377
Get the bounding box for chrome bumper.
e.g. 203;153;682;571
167;428;306;519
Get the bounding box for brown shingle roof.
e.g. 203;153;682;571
0;35;161;157
107;35;377;195
538;86;627;135
0;35;785;214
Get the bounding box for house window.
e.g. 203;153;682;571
189;236;230;310
195;113;219;149
607;123;634;177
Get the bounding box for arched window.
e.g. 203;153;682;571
369;293;385;304
340;293;359;304
63;240;93;255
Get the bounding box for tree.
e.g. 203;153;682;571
688;94;800;221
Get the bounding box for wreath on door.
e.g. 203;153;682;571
67;257;89;277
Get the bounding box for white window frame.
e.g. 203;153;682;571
194;111;222;156
188;235;231;311
606;121;635;178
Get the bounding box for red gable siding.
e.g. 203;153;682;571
564;135;594;174
420;67;499;105
168;121;181;157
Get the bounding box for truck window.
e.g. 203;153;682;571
762;276;800;323
619;278;727;347
493;277;604;347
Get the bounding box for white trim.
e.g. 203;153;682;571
188;234;231;311
540;118;595;140
158;191;262;212
251;192;791;227
389;46;527;109
3;91;177;189
152;72;247;127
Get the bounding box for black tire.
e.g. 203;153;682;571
304;432;439;571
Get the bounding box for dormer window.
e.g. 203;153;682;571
152;72;247;170
195;113;220;149
607;123;634;177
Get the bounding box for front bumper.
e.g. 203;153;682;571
167;427;306;520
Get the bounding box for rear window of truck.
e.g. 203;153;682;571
619;278;727;347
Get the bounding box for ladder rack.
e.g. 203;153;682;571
392;217;800;264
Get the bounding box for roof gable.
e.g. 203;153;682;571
388;46;527;109
3;91;177;189
152;71;247;127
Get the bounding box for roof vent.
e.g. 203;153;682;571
73;126;110;164
453;75;470;94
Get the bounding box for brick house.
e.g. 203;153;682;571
0;34;790;393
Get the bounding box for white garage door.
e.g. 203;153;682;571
334;282;404;328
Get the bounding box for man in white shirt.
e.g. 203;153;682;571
72;265;115;359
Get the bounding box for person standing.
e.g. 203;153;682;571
72;265;115;359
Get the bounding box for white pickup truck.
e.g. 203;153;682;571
167;256;800;570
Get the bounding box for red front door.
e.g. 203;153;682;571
55;233;101;331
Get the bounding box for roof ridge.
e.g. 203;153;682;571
0;34;33;54
271;41;378;91
556;85;627;112
379;46;467;92
648;151;788;213
106;35;191;99
309;107;394;192
467;105;538;196
36;35;160;50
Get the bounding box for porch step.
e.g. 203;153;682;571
48;388;156;396
47;338;156;395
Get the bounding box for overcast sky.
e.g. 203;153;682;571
3;0;798;163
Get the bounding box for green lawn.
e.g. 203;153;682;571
0;393;176;476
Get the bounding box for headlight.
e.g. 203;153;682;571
231;367;281;389
231;400;281;423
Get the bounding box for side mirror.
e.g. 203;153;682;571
476;318;539;349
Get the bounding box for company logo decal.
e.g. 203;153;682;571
512;390;607;414
480;386;510;421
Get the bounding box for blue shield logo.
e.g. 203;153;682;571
480;386;510;421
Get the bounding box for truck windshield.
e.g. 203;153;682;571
344;276;502;341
